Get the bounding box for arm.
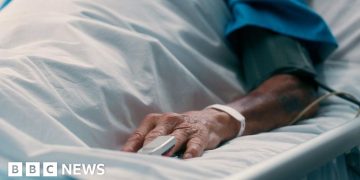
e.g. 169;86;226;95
227;74;317;136
121;26;320;159
121;74;317;159
121;0;336;159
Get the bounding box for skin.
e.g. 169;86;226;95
122;74;317;159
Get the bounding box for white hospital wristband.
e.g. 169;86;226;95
206;104;246;137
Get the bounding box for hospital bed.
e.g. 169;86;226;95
0;0;359;179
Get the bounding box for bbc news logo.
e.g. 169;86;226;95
8;162;105;177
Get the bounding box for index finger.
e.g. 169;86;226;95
121;113;160;152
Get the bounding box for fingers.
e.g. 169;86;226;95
121;113;160;152
143;113;181;145
122;111;219;159
183;136;207;159
163;128;191;157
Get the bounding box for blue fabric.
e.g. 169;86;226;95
0;0;11;11
225;0;338;62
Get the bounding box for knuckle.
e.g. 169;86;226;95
163;119;178;127
191;141;203;148
188;138;205;152
172;133;187;143
186;127;200;135
163;113;181;120
144;113;160;121
129;131;145;141
144;137;157;144
145;132;162;141
151;128;166;135
187;146;200;155
197;126;208;135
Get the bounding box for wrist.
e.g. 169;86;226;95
202;108;241;140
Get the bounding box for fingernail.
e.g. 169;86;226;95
183;153;192;159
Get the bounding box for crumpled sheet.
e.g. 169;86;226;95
0;0;359;179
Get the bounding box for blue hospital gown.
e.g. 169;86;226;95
225;0;338;62
0;0;11;10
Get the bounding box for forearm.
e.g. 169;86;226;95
221;26;321;137
226;74;317;136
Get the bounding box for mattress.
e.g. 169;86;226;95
0;0;359;179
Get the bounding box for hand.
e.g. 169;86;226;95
121;109;240;159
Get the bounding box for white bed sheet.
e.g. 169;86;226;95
0;0;359;179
